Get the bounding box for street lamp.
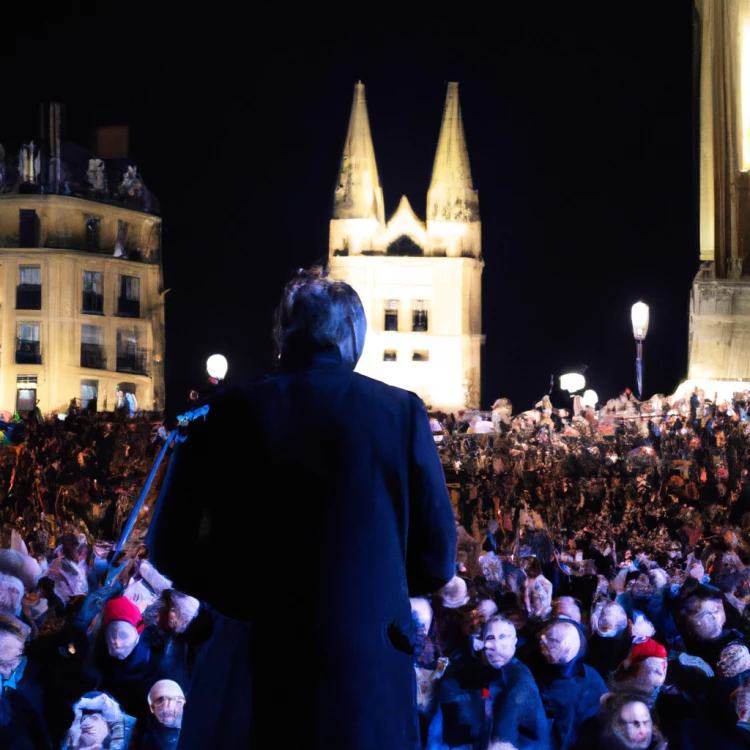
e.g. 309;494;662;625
631;302;649;399
206;354;228;383
581;389;598;407
559;372;586;394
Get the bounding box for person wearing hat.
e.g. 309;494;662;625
147;268;456;749
88;597;160;719
62;691;135;750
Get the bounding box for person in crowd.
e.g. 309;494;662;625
136;679;185;750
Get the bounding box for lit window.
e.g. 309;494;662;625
412;300;428;332
412;351;429;362
384;300;399;331
383;350;397;362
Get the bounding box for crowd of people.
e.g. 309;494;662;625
0;381;744;746
412;386;750;748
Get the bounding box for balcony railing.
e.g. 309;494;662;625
80;344;106;370
116;352;147;375
15;340;41;365
82;291;104;315
117;297;140;318
16;285;41;310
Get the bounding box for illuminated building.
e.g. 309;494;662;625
686;1;750;393
327;82;484;412
0;106;165;414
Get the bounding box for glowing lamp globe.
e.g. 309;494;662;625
581;389;598;407
206;354;228;380
560;373;586;393
631;302;649;340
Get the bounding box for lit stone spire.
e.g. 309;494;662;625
427;82;479;223
333;82;385;224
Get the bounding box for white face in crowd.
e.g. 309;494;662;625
0;575;24;617
0;632;24;681
592;601;627;638
633;657;668;690
685;597;726;640
615;701;653;750
482;619;517;669
528;579;552;618
105;621;139;660
149;680;186;728
77;713;109;748
539;622;580;665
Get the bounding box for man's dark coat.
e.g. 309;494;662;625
147;349;457;749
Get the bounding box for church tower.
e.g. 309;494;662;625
686;0;750;396
327;82;484;412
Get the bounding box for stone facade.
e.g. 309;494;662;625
0;194;165;414
328;82;484;412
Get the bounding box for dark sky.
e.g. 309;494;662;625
2;1;695;417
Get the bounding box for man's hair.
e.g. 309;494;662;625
273;267;366;369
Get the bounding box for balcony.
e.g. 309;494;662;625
117;297;140;318
116;352;147;375
15;340;41;365
82;291;104;315
80;344;106;370
16;285;41;310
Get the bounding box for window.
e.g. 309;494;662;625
81;325;106;370
85;217;101;250
118;275;140;317
412;300;428;332
412;351;430;362
82;271;104;314
383;350;397;362
18;210;40;248
384;300;399;332
116;329;146;373
16;266;41;310
16;322;40;365
115;220;130;257
16;376;37;414
80;380;99;410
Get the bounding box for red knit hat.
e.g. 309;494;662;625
630;638;667;661
101;597;145;634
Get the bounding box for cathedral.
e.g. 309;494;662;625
327;82;484;412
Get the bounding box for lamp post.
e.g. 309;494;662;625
631;302;649;399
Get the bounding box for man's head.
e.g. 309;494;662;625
591;600;628;638
552;596;582;623
77;713;109;748
538;620;581;665
158;589;200;634
482;615;517;669
0;573;24;617
683;595;726;640
273;268;366;370
613;699;654;749
102;596;144;660
67;692;122;750
148;679;186;728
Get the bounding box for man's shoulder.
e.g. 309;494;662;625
350;372;426;410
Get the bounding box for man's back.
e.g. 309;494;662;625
147;352;456;749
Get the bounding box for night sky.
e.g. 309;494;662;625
2;2;695;418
